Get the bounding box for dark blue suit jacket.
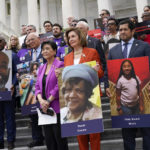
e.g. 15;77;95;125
108;39;150;62
105;39;150;88
23;49;46;63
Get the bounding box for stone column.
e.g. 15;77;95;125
40;0;49;33
10;0;20;34
62;0;80;28
27;0;39;33
136;0;148;22
97;0;114;16
0;0;6;24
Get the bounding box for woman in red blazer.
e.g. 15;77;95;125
64;27;104;150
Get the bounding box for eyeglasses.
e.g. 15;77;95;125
100;13;106;17
107;23;116;27
65;88;85;95
44;25;52;28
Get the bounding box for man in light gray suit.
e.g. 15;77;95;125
106;20;150;150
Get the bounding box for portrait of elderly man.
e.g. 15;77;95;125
60;64;102;124
0;52;10;92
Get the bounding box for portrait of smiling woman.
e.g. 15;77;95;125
60;64;102;123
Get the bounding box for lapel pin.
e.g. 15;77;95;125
136;44;138;46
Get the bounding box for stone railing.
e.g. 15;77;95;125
0;21;19;41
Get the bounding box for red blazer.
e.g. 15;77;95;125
64;47;104;78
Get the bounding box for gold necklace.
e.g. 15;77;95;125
74;49;83;55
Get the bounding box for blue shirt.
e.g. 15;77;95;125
121;38;134;58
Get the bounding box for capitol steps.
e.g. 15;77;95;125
2;96;143;150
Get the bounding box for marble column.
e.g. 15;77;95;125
40;0;49;33
136;0;148;22
27;0;39;33
10;0;20;34
0;0;6;24
97;0;114;16
62;0;80;28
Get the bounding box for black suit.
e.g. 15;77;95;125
108;39;150;150
87;36;106;71
24;49;46;63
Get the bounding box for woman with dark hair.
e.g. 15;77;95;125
116;59;144;115
35;40;68;150
129;17;138;25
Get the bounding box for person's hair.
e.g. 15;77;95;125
72;19;79;23
27;25;36;31
41;40;57;56
21;24;27;27
43;20;53;27
102;9;110;16
79;18;88;23
117;59;140;94
65;27;87;49
62;77;93;108
52;23;62;31
129;16;138;24
108;17;119;26
118;19;135;31
77;21;89;29
144;5;150;10
30;62;39;73
7;35;21;51
0;35;6;43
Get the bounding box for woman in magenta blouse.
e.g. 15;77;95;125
35;40;68;150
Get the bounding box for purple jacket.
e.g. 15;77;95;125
35;58;64;113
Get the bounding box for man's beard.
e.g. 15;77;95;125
54;33;61;38
0;73;9;89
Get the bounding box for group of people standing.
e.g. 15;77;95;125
0;4;150;150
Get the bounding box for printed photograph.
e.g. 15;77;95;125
17;61;43;115
58;61;103;137
0;51;12;101
107;57;150;128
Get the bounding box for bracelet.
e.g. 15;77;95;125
117;107;121;111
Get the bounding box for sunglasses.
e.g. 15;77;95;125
100;13;106;17
71;23;77;27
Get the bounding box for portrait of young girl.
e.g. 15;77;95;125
116;59;144;115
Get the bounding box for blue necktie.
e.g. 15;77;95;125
123;43;128;58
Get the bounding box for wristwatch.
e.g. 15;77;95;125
117;107;121;111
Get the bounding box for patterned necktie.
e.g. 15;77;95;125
123;42;128;58
33;49;37;61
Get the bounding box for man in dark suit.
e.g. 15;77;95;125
106;19;150;150
77;21;106;71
